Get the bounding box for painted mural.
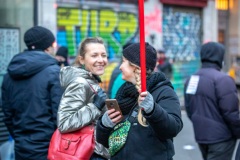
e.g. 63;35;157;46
162;7;201;105
0;28;19;75
56;4;202;103
144;6;162;48
162;7;201;60
57;7;138;58
0;28;20;92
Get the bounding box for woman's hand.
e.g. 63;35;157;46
138;91;154;114
107;108;123;124
101;109;123;128
93;89;107;111
138;91;148;104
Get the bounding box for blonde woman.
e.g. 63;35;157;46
57;37;110;160
96;43;183;160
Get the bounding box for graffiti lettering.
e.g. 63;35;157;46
57;7;138;57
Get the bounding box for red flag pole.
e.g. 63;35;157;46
138;0;146;92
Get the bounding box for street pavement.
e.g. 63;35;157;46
173;110;202;160
173;110;239;160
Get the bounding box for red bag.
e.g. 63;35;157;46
48;125;95;160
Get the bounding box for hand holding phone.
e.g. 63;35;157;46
105;99;123;123
105;99;122;114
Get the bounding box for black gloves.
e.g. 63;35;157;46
93;89;107;111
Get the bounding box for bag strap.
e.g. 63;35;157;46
86;80;97;94
127;103;139;123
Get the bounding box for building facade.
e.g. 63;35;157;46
1;0;233;144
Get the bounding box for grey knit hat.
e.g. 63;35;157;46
123;42;157;71
24;26;55;51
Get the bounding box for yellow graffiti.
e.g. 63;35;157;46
57;7;138;56
58;8;81;26
118;12;137;33
117;12;138;44
100;62;119;91
99;10;117;32
80;10;89;33
99;10;120;54
90;10;98;37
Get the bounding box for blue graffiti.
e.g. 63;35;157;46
57;31;67;46
162;7;201;106
162;7;201;60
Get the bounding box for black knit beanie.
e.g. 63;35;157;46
24;26;55;51
123;42;157;71
56;46;69;60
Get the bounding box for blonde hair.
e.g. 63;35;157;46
129;61;152;127
73;37;105;67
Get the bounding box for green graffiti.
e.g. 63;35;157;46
99;10;120;54
57;7;138;56
90;10;98;37
57;8;81;54
79;9;89;40
117;12;138;45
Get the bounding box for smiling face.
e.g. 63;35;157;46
119;57;138;84
78;43;108;76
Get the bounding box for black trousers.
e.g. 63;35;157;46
198;139;236;160
90;153;108;160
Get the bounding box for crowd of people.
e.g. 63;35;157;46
0;25;240;160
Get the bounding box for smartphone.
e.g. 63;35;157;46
105;99;122;115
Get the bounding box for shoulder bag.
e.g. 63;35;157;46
48;80;97;160
48;125;94;160
108;104;138;156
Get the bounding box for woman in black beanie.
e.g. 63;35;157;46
96;42;183;160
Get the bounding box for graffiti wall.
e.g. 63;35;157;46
55;2;203;103
144;0;162;49
0;28;20;92
162;6;202;105
0;28;19;74
162;7;201;60
56;3;139;91
56;6;138;59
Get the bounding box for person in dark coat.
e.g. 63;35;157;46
156;49;173;79
184;42;240;160
1;26;63;160
55;46;69;67
96;43;183;160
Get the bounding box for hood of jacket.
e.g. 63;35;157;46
7;50;58;79
60;66;97;89
200;42;225;68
